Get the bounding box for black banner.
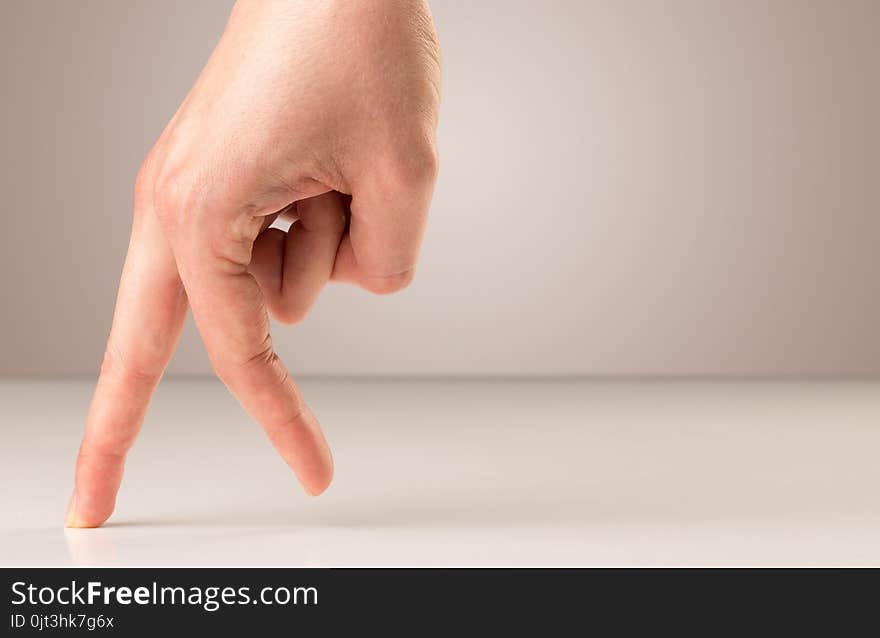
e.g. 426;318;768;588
2;567;875;634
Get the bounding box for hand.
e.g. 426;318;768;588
66;0;440;527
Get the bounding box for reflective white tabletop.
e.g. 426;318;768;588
2;378;878;566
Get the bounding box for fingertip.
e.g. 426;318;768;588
296;435;334;498
303;456;334;497
64;490;112;528
279;405;334;498
68;453;123;529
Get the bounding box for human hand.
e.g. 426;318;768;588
66;0;440;527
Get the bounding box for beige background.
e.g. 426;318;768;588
1;0;878;377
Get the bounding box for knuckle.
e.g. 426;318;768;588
100;342;163;387
78;433;129;468
151;159;192;226
381;136;439;193
215;335;273;381
133;144;165;218
133;162;155;211
152;178;181;225
214;341;290;394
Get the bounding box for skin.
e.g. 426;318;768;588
65;0;440;528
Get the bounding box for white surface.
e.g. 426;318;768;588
1;378;879;566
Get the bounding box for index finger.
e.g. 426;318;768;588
68;199;187;527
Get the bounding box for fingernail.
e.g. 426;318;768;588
64;490;78;528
